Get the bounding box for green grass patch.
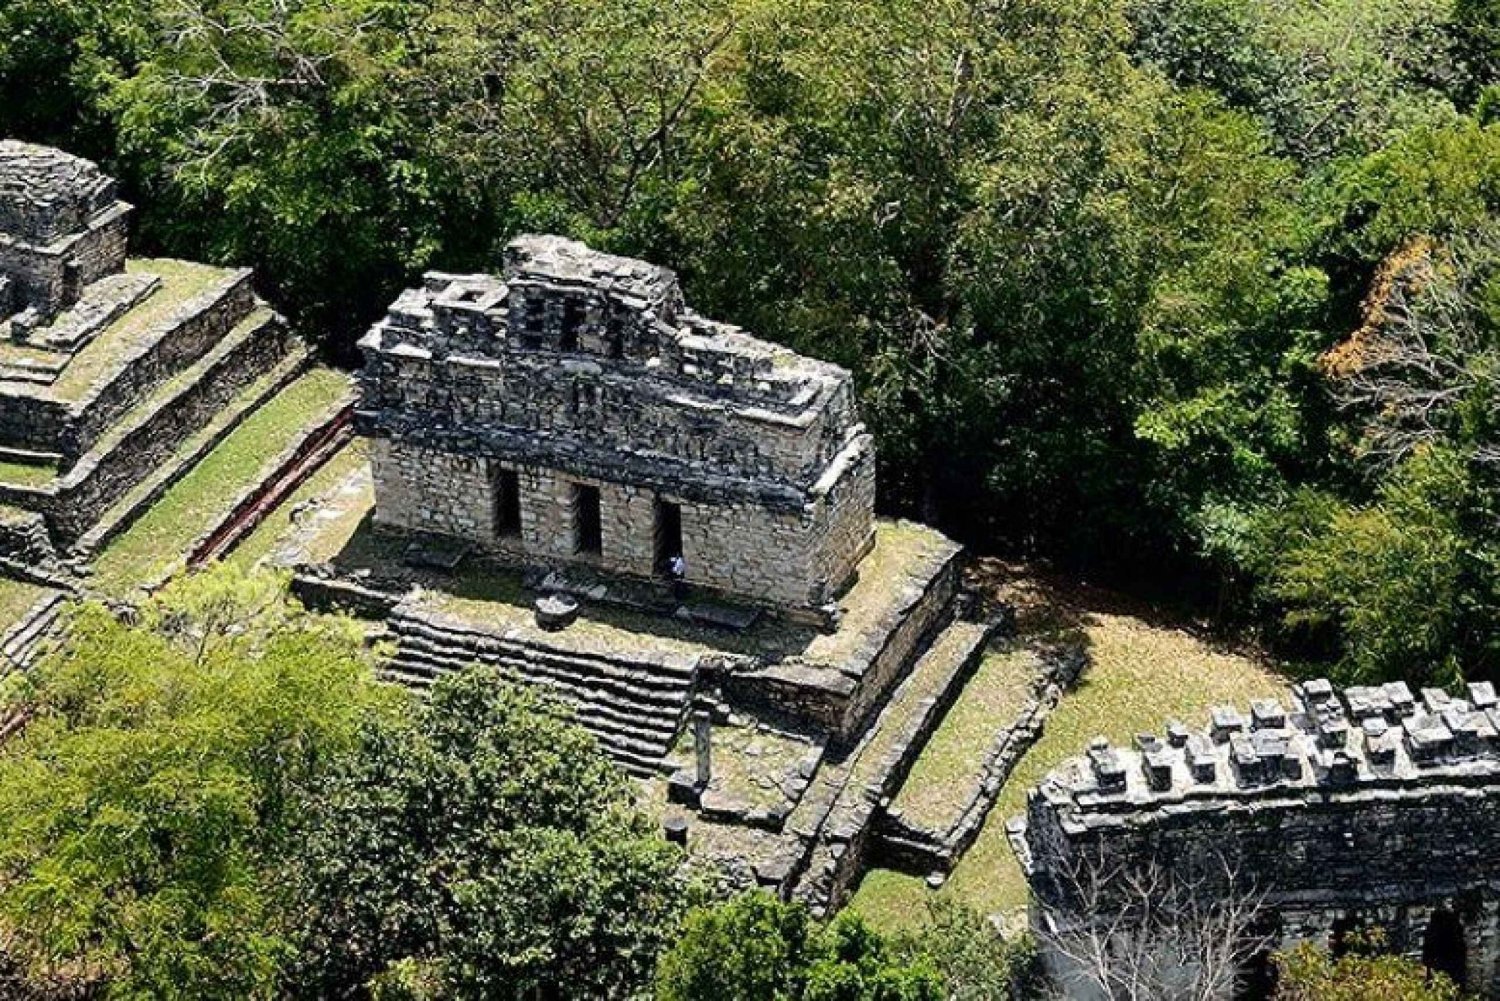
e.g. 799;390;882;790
888;644;1037;831
0;458;58;488
51;259;231;399
90;367;351;596
849;573;1286;934
225;439;371;573
0;577;52;634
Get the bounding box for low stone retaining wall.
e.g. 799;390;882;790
722;540;964;741
792;612;1002;913
872;645;1088;875
45;314;294;543
189;401;352;567
61;270;255;462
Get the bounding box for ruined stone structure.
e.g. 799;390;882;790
0;142;130;330
1018;679;1500;996
356;235;876;613
0;141;307;561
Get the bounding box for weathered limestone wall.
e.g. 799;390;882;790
0;210;130;319
0;139;132;321
44;313;291;542
371;435;878;608
359;347;855;491
358;237;878;610
60;270;256;462
1022;679;1500;997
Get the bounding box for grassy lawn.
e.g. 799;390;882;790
52;259;231;399
888;643;1038;831
849;563;1286;934
0;458;57;488
90;367;352;596
224;438;371;572
0;577;53;635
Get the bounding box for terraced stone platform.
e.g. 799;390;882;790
264;451;1003;898
0;257;297;554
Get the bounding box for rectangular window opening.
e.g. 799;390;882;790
573;483;602;556
494;468;521;537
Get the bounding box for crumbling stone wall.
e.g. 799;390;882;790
0;141;130;323
1021;679;1500;996
357;235;877;611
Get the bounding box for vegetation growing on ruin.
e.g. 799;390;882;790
0;571;1030;1000
5;0;1500;685
90;366;350;595
851;565;1284;929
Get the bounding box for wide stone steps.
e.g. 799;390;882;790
58;268;260;465
393;629;695;708
392;614;699;681
0;591;66;671
789;615;997;912
388;640;686;743
384;614;699;776
71;341;307;555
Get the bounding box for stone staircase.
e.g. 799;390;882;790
786;614;999;912
0;591;66;671
385;609;699;776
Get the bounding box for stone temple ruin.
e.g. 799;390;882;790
270;234;1010;909
1017;678;1500;996
0;140;308;570
356;235;875;615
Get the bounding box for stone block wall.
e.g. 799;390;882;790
43;312;291;542
1022;679;1500;996
371;435;878;609
357;236;879;611
60;270;255;462
359;345;851;492
0;204;130;321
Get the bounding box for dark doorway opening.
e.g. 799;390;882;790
1423;908;1467;988
573;483;602;556
654;500;682;575
494;468;521;538
1236;948;1277;1001
1329;916;1361;958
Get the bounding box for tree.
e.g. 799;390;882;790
1274;931;1464;1001
0;568;396;1000
1130;0;1464;162
1249;447;1500;686
655;891;944;1001
1033;848;1271;1001
889;898;1041;1001
283;665;690;1000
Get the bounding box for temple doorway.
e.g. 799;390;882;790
654;499;682;575
1422;907;1467;988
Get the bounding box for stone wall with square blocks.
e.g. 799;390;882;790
0;141;131;325
358;235;877;610
1019;678;1500;996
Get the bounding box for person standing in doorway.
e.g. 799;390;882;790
668;553;687;603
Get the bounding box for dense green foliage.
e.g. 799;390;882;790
0;571;393;999
285;667;691;999
1274;934;1465;1000
656;892;1034;1001
0;571;695;1000
1;573;1015;1000
4;0;1500;683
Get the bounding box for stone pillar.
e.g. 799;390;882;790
693;710;712;788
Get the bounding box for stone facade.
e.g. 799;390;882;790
0;142;298;558
0;141;130;327
1019;679;1500;996
356;235;876;611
